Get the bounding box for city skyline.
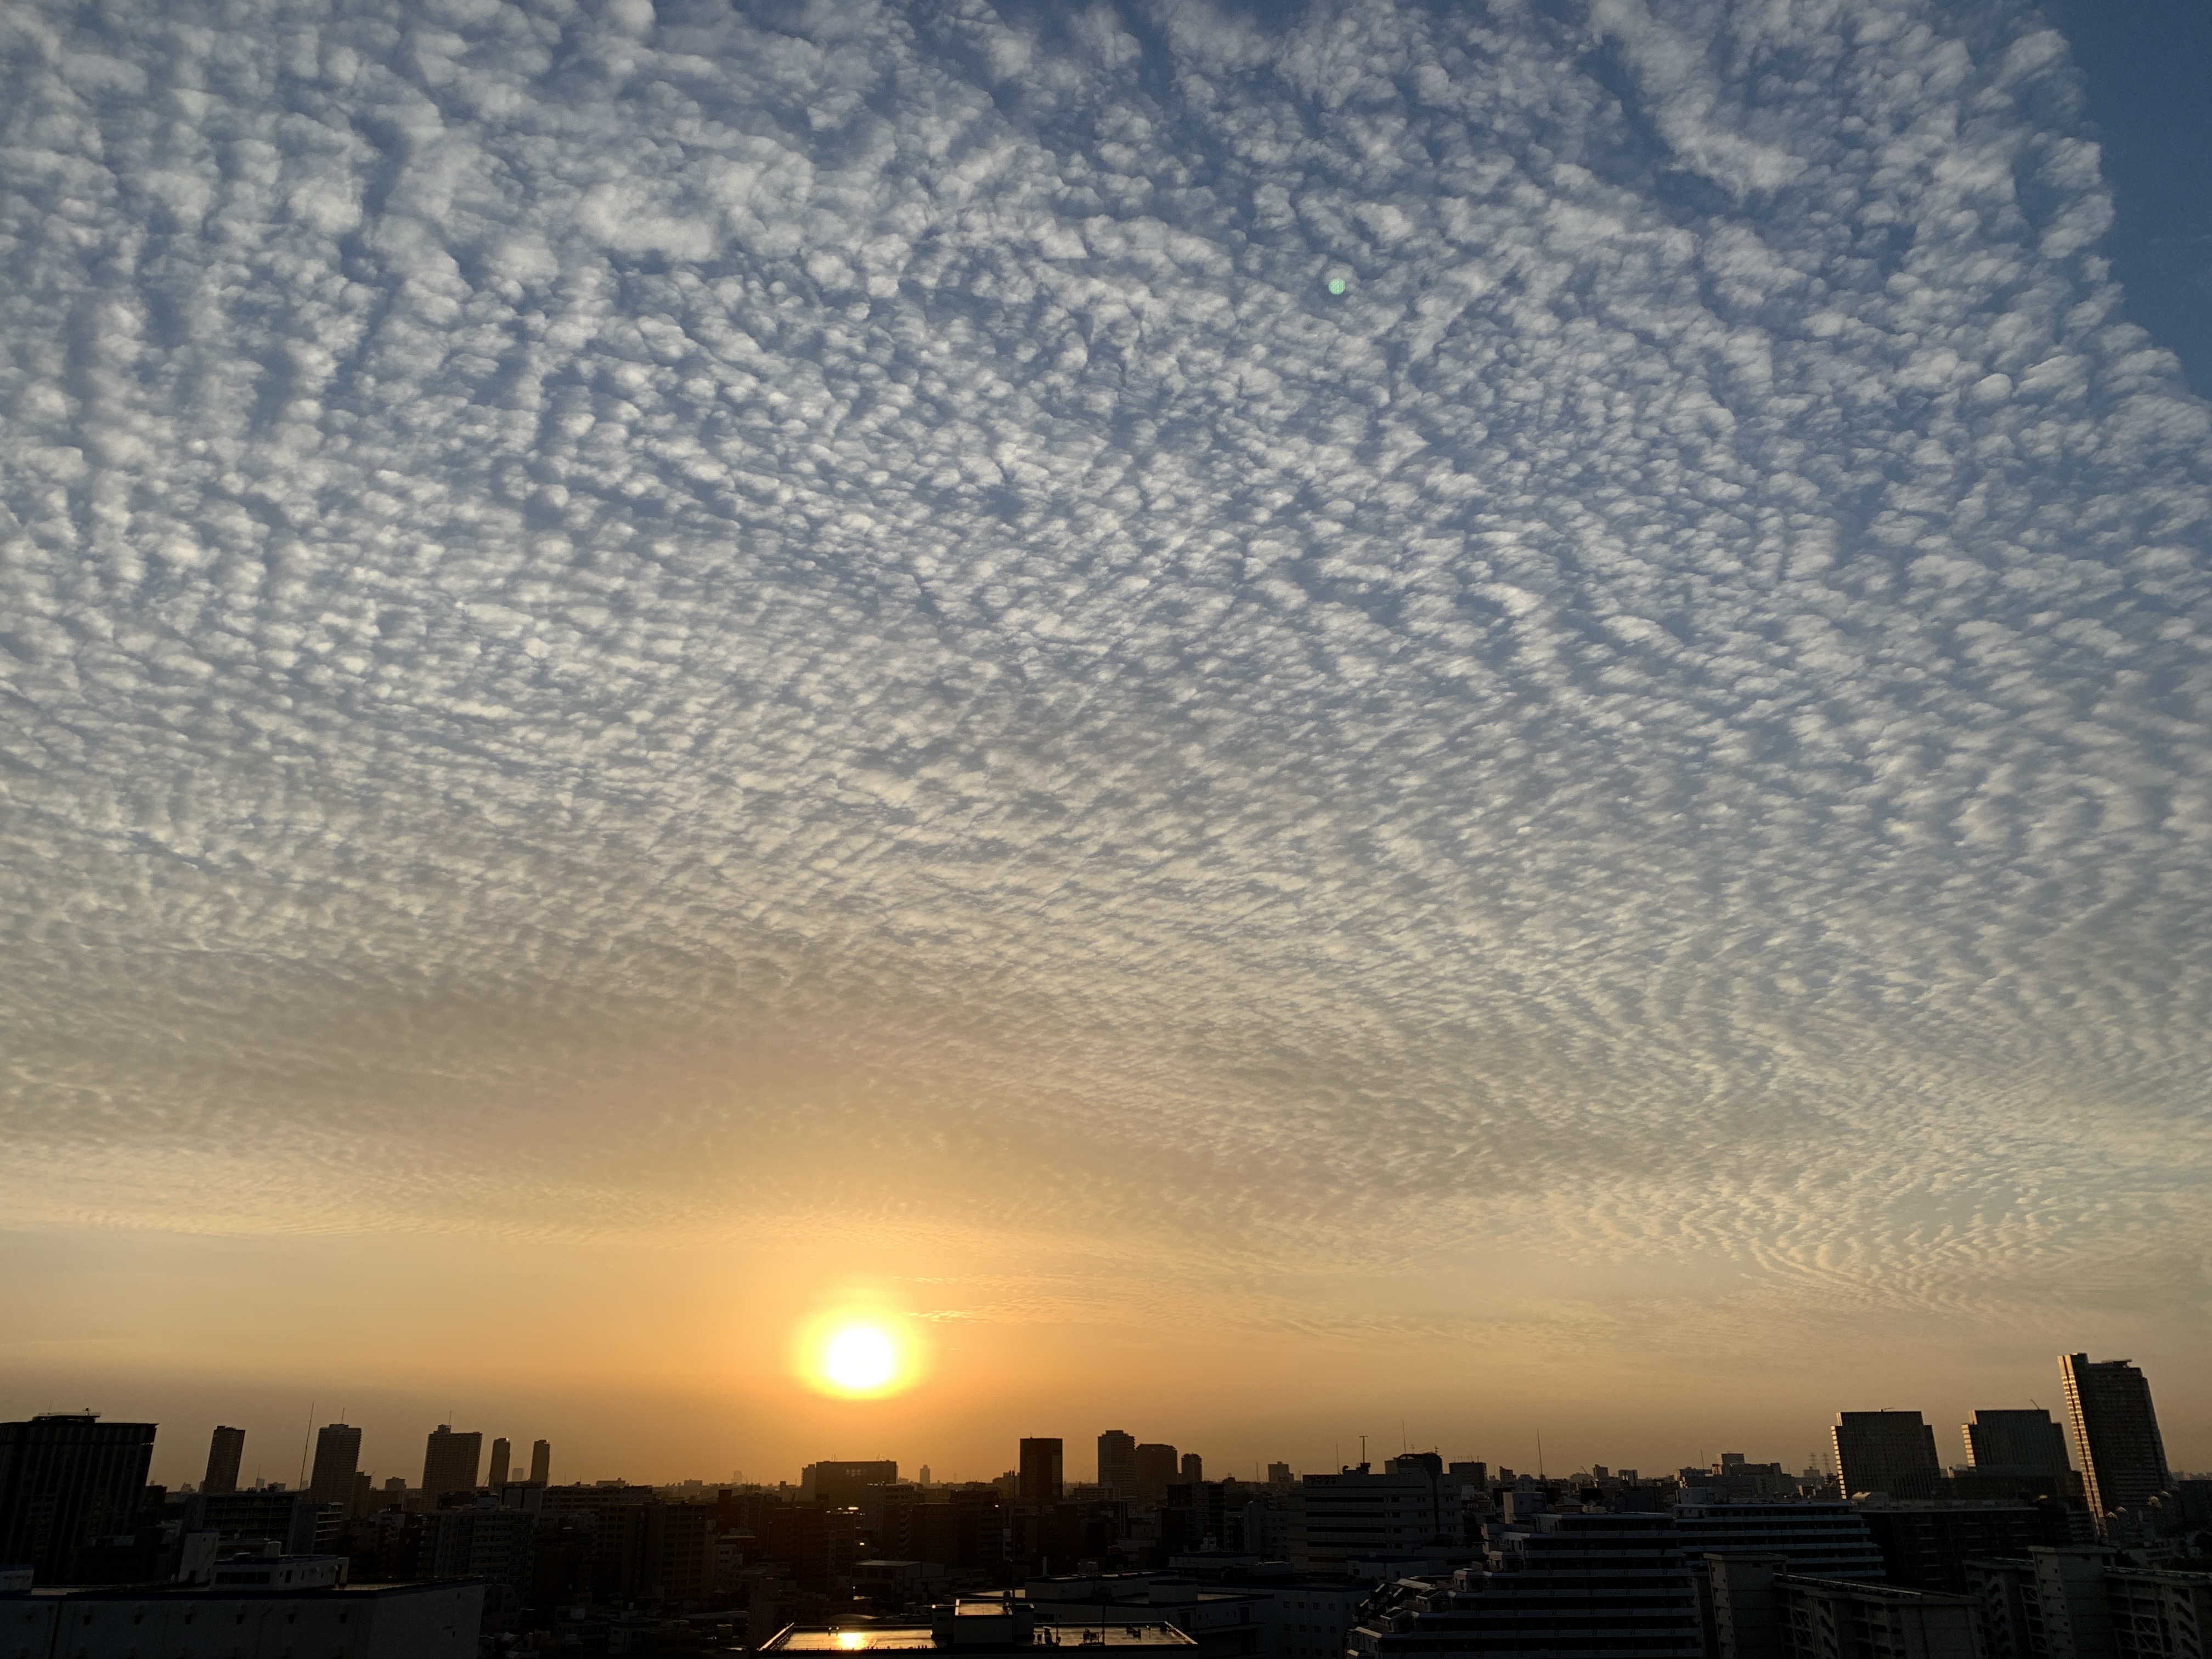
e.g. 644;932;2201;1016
4;0;2210;1475
24;1350;2197;1499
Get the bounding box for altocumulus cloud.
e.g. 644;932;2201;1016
2;0;2209;1340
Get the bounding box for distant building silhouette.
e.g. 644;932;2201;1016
421;1425;483;1500
2061;1353;2171;1520
306;1423;361;1513
1962;1409;2070;1472
488;1437;511;1488
1180;1452;1203;1485
1832;1412;1942;1501
1097;1430;1137;1496
203;1425;245;1497
809;1460;897;1508
528;1440;551;1486
1018;1438;1063;1505
1133;1442;1179;1504
0;1413;157;1584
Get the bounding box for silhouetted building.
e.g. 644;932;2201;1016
1181;1453;1204;1485
1136;1444;1181;1505
307;1423;362;1512
1353;1513;1700;1659
1100;1431;1138;1497
488;1437;511;1488
203;1426;245;1497
7;1580;482;1658
1855;1500;2074;1593
529;1440;551;1486
1291;1466;1453;1574
1019;1440;1064;1506
1672;1502;1886;1579
810;1460;899;1509
1972;1545;2212;1659
1699;1555;1976;1659
1964;1409;2071;1474
421;1426;483;1501
766;1504;862;1592
185;1488;338;1556
421;1505;537;1608
2061;1353;2172;1522
0;1414;158;1584
1832;1412;1941;1501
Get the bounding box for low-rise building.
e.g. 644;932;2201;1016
0;1579;482;1658
1971;1547;2212;1659
1351;1511;1701;1659
1290;1468;1454;1576
1698;1553;1976;1659
1673;1502;1887;1581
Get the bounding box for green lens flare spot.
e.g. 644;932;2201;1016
1327;277;1347;295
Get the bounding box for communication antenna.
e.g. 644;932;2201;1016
1358;1434;1368;1466
1536;1428;1545;1481
298;1402;315;1490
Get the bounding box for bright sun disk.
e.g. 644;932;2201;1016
822;1323;899;1392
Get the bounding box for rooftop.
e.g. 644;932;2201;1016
769;1601;1197;1653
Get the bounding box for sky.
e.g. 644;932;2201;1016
2;0;2208;1493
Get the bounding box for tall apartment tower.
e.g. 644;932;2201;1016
1181;1452;1204;1485
2060;1353;2171;1519
488;1438;511;1488
1963;1409;2070;1472
421;1425;483;1499
203;1426;245;1496
306;1424;363;1510
0;1414;158;1584
1133;1442;1180;1504
1018;1438;1064;1505
1832;1411;1942;1500
1098;1430;1137;1496
528;1440;551;1485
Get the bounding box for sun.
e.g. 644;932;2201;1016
793;1306;926;1400
823;1325;897;1391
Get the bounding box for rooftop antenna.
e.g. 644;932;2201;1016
297;1401;315;1490
1536;1428;1544;1481
1358;1434;1368;1466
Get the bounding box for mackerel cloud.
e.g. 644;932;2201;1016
3;0;2209;1335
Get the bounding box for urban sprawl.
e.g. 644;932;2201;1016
1;1352;2203;1659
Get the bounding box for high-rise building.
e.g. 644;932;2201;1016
1267;1462;1293;1488
421;1426;483;1500
1180;1452;1204;1485
1018;1438;1063;1506
2060;1353;2171;1521
529;1440;551;1486
1098;1431;1137;1496
488;1438;511;1488
203;1426;245;1497
1963;1409;2070;1472
1832;1412;1942;1501
306;1424;362;1511
1133;1443;1180;1504
0;1414;159;1584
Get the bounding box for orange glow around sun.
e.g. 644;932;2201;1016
792;1305;927;1400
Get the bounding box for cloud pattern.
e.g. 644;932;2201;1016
3;0;2210;1345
